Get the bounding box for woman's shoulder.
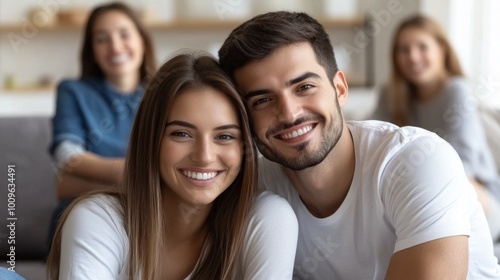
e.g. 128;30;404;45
250;191;296;220
443;76;469;96
57;78;103;95
71;193;124;222
440;76;474;105
446;76;468;88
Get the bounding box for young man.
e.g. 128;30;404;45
219;12;500;279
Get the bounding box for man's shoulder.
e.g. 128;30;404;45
348;120;454;183
347;120;444;152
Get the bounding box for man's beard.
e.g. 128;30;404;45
255;100;344;171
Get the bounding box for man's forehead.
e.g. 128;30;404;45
234;44;324;89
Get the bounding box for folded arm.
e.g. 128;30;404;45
54;141;125;200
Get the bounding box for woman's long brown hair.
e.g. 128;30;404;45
47;52;257;279
387;14;464;126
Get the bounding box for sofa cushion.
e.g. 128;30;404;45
0;117;57;260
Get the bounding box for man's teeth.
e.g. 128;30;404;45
182;171;217;180
280;125;312;140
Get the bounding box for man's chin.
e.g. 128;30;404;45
258;148;324;171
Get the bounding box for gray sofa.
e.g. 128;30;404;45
0;112;499;280
0;117;57;280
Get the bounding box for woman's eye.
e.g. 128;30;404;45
171;131;190;138
94;36;108;44
217;134;235;140
418;43;428;52
397;46;409;54
120;31;130;40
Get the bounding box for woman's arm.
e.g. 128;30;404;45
60;152;125;185
55;142;125;200
56;171;115;200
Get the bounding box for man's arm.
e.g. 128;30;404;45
385;236;468;280
380;131;477;279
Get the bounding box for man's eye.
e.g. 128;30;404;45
252;98;270;107
298;84;314;91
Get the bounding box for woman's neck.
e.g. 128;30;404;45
163;194;212;244
106;72;140;94
161;194;211;279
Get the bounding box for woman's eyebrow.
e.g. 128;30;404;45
166;120;196;129
166;121;240;131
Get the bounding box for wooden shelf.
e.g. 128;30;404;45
0;17;365;33
1;86;55;93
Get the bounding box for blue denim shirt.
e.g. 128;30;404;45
50;78;143;157
0;267;25;280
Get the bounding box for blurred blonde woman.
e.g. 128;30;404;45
371;14;500;241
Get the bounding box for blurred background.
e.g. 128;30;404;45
0;0;498;119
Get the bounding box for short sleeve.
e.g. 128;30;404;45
238;192;298;280
380;134;476;252
50;80;87;155
59;195;127;280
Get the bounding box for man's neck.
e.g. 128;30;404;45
284;125;355;218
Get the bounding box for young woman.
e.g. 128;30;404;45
371;14;500;240
46;52;298;280
48;2;156;243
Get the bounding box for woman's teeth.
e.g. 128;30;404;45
182;170;217;180
111;54;128;64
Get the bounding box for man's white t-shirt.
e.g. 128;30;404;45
259;120;500;279
59;191;298;280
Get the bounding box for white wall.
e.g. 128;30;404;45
0;0;422;117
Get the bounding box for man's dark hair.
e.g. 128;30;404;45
219;11;339;83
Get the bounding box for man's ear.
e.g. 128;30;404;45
333;71;348;107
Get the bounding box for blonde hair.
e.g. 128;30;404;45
47;52;258;280
387;14;463;126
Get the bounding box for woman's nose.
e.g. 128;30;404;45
190;138;216;164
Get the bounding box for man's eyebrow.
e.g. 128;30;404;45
286;72;321;87
244;72;321;101
244;89;272;101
